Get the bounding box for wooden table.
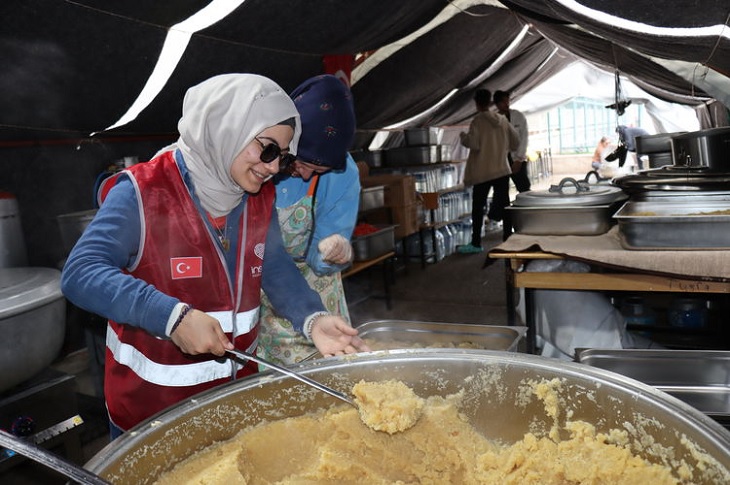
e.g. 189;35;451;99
489;251;730;353
343;251;396;309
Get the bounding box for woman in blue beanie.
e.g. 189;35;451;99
259;74;361;365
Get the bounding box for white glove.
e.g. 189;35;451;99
318;234;353;264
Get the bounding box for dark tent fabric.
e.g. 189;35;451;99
423;35;576;127
506;0;730;75
531;22;706;105
352;6;528;128
0;0;728;143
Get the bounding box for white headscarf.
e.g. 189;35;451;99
169;74;301;217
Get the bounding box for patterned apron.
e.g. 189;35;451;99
259;175;351;365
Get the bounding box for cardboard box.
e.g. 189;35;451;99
361;174;417;207
363;203;420;239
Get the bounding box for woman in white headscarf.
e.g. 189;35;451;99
61;74;368;438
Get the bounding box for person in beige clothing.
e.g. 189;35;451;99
458;89;519;252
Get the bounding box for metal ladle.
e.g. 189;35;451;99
225;349;356;408
0;429;111;484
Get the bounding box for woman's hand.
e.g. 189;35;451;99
310;315;371;357
318;234;353;264
170;309;234;356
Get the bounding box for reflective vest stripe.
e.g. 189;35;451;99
207;308;258;335
106;310;258;387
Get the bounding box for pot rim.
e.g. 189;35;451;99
86;349;730;478
0;267;63;319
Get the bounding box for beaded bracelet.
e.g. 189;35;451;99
303;311;330;342
170;304;193;335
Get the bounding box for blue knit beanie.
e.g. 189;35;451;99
290;74;356;171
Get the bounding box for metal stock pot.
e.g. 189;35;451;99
671;127;730;170
507;177;627;235
85;350;730;484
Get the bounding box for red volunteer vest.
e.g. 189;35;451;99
100;152;274;430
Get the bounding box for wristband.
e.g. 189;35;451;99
170;304;193;336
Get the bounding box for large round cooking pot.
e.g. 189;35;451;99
0;267;66;392
56;209;98;257
671;127;730;170
85;350;730;484
507;177;627;236
0;192;28;268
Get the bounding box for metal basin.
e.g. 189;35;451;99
85;350;730;484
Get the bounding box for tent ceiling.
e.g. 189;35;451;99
0;0;727;142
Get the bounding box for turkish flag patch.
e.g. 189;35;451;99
170;257;203;279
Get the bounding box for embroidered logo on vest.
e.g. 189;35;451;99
254;243;265;259
170;257;203;279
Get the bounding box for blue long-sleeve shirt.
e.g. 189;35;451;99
61;152;325;337
274;154;360;275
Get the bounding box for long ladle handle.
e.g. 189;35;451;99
0;429;111;484
225;349;356;407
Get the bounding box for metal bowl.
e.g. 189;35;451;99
85;350;730;484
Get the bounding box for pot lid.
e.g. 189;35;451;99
613;168;730;193
0;267;63;319
513;177;627;207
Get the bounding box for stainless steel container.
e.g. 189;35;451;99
671;127;730;170
0;193;28;268
614;199;730;249
359;185;385;212
57;209;98;256
577;349;730;423
507;177;627;235
404;127;442;146
85;350;730;484
0;267;66;392
351;224;395;260
351;149;384;168
383;145;441;167
636;132;686;155
356;320;526;352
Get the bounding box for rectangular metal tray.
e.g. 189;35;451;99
383;146;441;167
614;200;730;250
359;185;385;212
404;128;441;146
356;320;527;352
351;224;395;261
506;204;616;236
577;349;730;419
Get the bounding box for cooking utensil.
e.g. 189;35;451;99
0;267;66;392
383;145;440;166
507;177;627;235
302;320;527;360
513;177;626;206
349;320;526;352
225;349;356;408
0;429;110;484
86;350;730;484
613;165;730;194
577;349;730;421
671;127;730;170
614;199;730;250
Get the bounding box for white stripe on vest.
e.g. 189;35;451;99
107;309;259;387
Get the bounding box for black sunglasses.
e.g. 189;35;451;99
255;137;295;171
